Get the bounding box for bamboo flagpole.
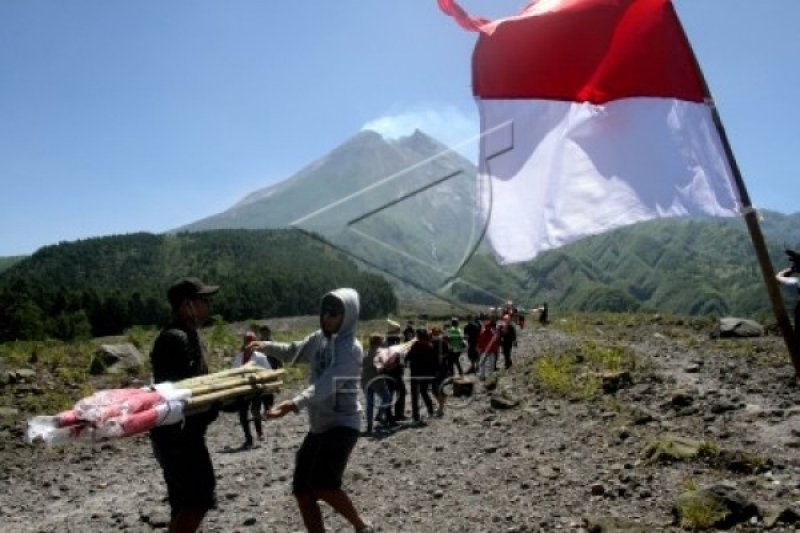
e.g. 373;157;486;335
708;103;800;377
674;6;800;378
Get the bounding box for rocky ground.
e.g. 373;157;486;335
3;315;800;532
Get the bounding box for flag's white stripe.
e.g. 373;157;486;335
478;97;742;264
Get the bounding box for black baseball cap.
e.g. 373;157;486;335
168;277;219;308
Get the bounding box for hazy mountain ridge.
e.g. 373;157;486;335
4;130;798;320
179;129;484;298
176;128;799;317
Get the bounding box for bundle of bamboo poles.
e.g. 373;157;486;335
175;363;285;415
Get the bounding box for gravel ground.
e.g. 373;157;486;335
3;316;800;532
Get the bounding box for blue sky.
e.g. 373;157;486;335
1;0;798;256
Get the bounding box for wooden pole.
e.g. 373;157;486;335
671;3;800;378
709;104;800;378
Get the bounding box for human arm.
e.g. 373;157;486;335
248;334;314;366
265;399;299;419
777;268;799;287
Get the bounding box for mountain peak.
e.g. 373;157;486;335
394;128;450;154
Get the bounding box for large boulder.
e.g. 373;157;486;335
90;343;144;375
711;317;764;338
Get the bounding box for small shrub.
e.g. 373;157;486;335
697;439;721;458
682;477;698;493
531;354;600;400
125;326;155;350
676;495;727;530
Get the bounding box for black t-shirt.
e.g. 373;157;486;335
463;321;480;344
405;341;439;376
151;322;209;383
150;321;214;442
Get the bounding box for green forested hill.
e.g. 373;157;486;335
0;229;397;341
493;217;797;318
0;256;25;275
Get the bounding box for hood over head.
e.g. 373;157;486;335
319;288;360;337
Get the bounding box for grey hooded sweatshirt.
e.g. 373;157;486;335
261;288;362;433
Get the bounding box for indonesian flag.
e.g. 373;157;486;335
439;0;743;264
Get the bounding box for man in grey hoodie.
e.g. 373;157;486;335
253;288;373;533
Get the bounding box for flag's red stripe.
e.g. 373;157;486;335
437;0;492;32
472;0;705;104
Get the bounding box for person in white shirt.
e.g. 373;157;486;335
777;265;800;345
232;331;272;449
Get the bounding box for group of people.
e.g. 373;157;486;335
148;276;549;532
356;309;524;435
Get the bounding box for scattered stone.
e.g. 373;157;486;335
762;503;800;528
90;343;144;375
6;368;36;384
642;435;703;463
490;396;519;410
669;390;694;407
584;516;649;532
711;317;764;338
601;371;633;394
452;378;474;398
590;482;606;496
0;407;19;418
684;363;702;373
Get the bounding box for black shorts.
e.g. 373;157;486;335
151;435;216;516
292;426;359;495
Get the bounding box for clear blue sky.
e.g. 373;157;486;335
1;0;798;256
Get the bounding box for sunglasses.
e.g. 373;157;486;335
322;307;343;317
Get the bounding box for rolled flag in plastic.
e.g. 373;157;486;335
439;0;743;264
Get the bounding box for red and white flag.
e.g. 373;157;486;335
440;0;743;264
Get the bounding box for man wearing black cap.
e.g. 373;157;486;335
150;277;219;533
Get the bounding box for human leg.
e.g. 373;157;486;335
477;353;487;380
392;366;407;420
249;397;264;439
420;379;434;417
238;401;253;446
316;489;369;530
364;385;376;433
502;345;512;369
377;379;393;425
295;491;324;533
452;351;464;376
151;435;216;533
410;379;421;421
293;428;364;531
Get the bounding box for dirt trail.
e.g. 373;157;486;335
3;319;800;532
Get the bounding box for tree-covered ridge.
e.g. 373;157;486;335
506;217;797;318
449;214;800;319
0;256;25;274
0;229;397;341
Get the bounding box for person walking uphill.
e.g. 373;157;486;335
149;277;220;533
251;288;374;533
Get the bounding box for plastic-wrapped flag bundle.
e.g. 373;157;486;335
26;364;284;446
373;341;413;371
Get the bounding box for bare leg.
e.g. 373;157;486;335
295;491;325;533
316;488;368;530
169;508;207;533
